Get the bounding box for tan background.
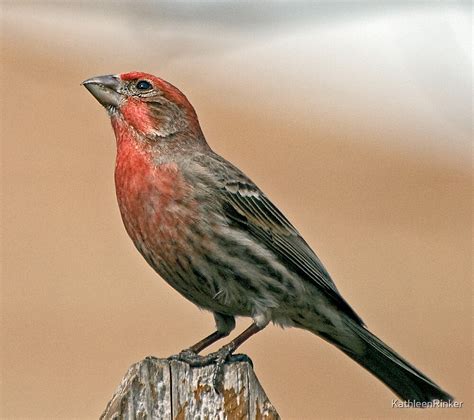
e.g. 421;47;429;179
1;2;472;419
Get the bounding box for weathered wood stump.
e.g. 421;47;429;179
101;356;280;419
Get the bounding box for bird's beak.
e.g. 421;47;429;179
82;74;122;108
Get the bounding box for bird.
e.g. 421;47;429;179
83;71;453;402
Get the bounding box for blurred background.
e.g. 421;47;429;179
1;1;472;419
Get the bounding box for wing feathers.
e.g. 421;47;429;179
222;180;364;325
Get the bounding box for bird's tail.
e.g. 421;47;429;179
315;318;453;403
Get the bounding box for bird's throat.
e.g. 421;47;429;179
113;117;196;260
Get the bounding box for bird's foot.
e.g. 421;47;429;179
168;348;205;366
168;346;253;394
227;353;253;367
208;342;236;393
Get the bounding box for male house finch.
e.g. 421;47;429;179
83;72;452;402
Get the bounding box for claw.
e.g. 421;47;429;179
228;353;253;367
168;344;251;394
167;347;226;368
211;343;236;394
168;348;204;366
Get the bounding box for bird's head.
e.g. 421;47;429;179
82;72;203;141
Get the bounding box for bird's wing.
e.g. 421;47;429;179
220;177;364;325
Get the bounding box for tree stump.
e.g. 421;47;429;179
101;356;280;419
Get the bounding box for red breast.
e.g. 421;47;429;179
112;117;196;254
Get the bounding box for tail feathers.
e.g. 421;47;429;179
332;320;453;403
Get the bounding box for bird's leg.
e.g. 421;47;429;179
208;322;263;392
170;330;229;365
168;313;235;365
189;330;228;354
169;315;266;393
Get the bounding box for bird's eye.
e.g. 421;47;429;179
136;80;152;90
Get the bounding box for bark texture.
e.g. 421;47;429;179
101;356;280;419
